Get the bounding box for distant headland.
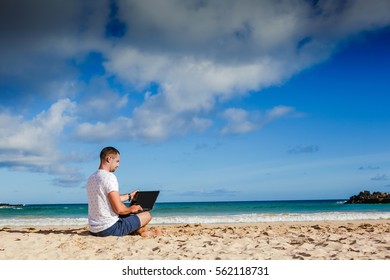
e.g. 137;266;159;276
0;203;24;207
345;191;390;204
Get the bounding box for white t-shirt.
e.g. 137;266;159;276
86;169;119;233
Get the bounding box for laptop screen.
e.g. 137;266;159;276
131;191;160;211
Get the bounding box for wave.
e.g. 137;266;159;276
0;218;88;227
336;201;347;204
0;206;24;210
1;212;390;226
153;212;390;224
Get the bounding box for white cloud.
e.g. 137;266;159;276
74;117;133;142
1;0;390;142
97;0;390;140
264;106;297;123
0;99;75;153
220;108;258;135
101;47;291;140
220;106;297;135
74;109;212;142
0;99;84;186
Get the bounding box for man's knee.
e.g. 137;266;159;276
137;211;152;227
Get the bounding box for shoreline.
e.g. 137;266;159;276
1;219;389;260
2;211;390;227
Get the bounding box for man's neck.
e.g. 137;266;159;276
98;164;110;172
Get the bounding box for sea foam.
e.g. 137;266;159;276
152;212;390;224
1;211;390;226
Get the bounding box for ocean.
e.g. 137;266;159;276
1;200;390;227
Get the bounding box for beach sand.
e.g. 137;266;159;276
0;220;389;260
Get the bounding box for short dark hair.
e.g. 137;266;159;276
100;147;120;160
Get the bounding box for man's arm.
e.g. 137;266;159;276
108;191;142;215
119;190;139;203
119;193;130;202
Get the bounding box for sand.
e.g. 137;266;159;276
0;220;389;260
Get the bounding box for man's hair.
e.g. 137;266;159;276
100;146;120;160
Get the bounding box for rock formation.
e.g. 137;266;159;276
344;190;390;204
0;203;24;207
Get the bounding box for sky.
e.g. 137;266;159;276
1;0;390;204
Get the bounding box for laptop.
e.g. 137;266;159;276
130;191;160;212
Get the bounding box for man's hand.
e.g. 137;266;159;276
129;204;143;213
129;190;139;201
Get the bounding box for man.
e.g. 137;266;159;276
87;147;157;237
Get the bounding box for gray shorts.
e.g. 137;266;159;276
91;215;141;237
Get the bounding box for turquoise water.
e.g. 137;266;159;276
1;200;390;226
155;200;390;215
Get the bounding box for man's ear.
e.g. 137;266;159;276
106;156;112;163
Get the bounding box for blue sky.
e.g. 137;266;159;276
1;0;390;204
